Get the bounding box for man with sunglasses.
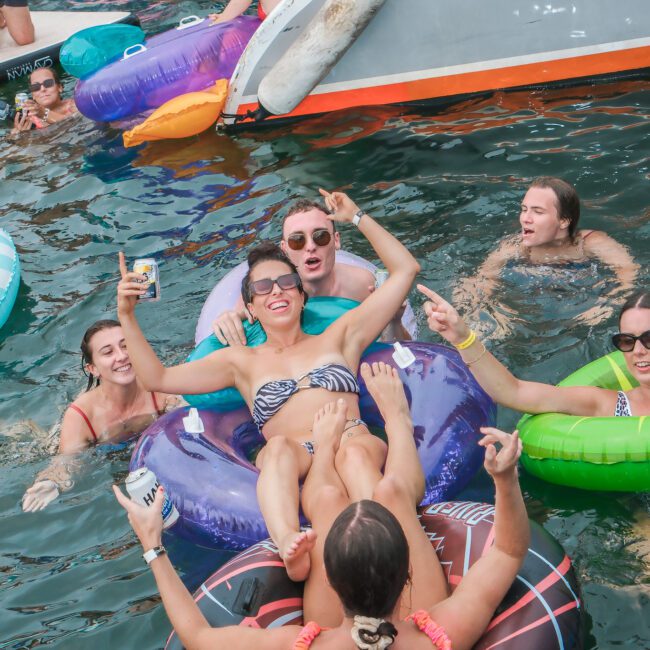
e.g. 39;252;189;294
213;190;410;345
0;0;34;46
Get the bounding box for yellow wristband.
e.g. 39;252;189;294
455;330;476;350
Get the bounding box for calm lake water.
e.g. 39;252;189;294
1;2;649;648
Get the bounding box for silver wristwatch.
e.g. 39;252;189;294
143;545;167;564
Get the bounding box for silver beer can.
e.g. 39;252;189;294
125;467;179;529
15;92;29;112
133;258;160;302
374;269;389;289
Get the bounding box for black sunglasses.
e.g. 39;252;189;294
249;272;301;297
29;78;57;93
286;228;332;251
612;330;650;353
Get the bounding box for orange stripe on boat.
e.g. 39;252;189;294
237;45;650;120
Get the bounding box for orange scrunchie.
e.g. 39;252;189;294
406;610;452;650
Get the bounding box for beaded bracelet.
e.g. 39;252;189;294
465;341;488;366
455;330;476;350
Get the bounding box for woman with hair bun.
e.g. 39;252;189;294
22;319;179;512
113;363;529;649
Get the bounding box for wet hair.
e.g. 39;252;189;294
619;290;650;325
80;319;121;391
324;500;409;621
528;177;580;240
241;241;308;308
281;198;336;238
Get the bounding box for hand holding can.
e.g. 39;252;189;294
125;467;179;529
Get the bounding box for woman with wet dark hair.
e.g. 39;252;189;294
420;285;650;418
117;189;421;582
22;320;178;512
113;363;529;649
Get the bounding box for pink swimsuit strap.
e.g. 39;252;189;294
406;610;453;650
293;621;324;649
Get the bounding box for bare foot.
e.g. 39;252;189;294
280;529;317;582
312;399;347;454
360;362;410;422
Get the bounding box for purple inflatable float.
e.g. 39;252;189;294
129;341;495;550
75;15;260;122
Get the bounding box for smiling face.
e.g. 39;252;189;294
519;186;569;247
246;259;304;327
29;68;62;109
281;208;340;283
86;326;135;386
619;308;650;384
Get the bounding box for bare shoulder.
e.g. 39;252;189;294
334;262;375;301
581;230;612;249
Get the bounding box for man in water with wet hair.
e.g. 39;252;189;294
212;189;410;345
0;0;35;46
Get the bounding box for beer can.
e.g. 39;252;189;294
125;467;179;529
15;92;29;112
133;258;160;302
375;269;389;289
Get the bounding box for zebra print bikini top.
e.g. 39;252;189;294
252;363;359;429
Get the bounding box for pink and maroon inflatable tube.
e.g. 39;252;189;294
166;502;581;650
129;342;496;550
75;16;260;122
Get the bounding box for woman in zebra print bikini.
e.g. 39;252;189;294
117;190;420;582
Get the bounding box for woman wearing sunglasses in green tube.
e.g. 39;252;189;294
117;189;420;582
418;286;650;417
12;68;77;134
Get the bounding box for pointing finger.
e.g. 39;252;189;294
416;284;442;302
118;252;128;280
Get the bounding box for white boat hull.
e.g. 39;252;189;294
223;0;650;124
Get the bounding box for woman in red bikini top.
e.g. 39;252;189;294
208;0;281;24
114;363;530;650
22;319;179;512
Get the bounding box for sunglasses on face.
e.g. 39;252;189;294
29;78;57;93
249;272;301;297
286;228;332;251
611;330;650;352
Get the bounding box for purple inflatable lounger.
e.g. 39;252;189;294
75;15;260;122
129;342;496;550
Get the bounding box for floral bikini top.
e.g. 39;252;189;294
614;391;632;417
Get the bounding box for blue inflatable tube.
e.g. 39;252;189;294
0;229;20;329
75;15;260;122
130;341;495;550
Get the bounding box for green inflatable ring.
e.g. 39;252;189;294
517;351;650;492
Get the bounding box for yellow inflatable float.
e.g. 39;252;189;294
123;80;228;148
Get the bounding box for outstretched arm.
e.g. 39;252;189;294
430;428;529;649
22;408;92;512
418;284;611;416
112;486;297;650
117;253;237;395
319;191;420;360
